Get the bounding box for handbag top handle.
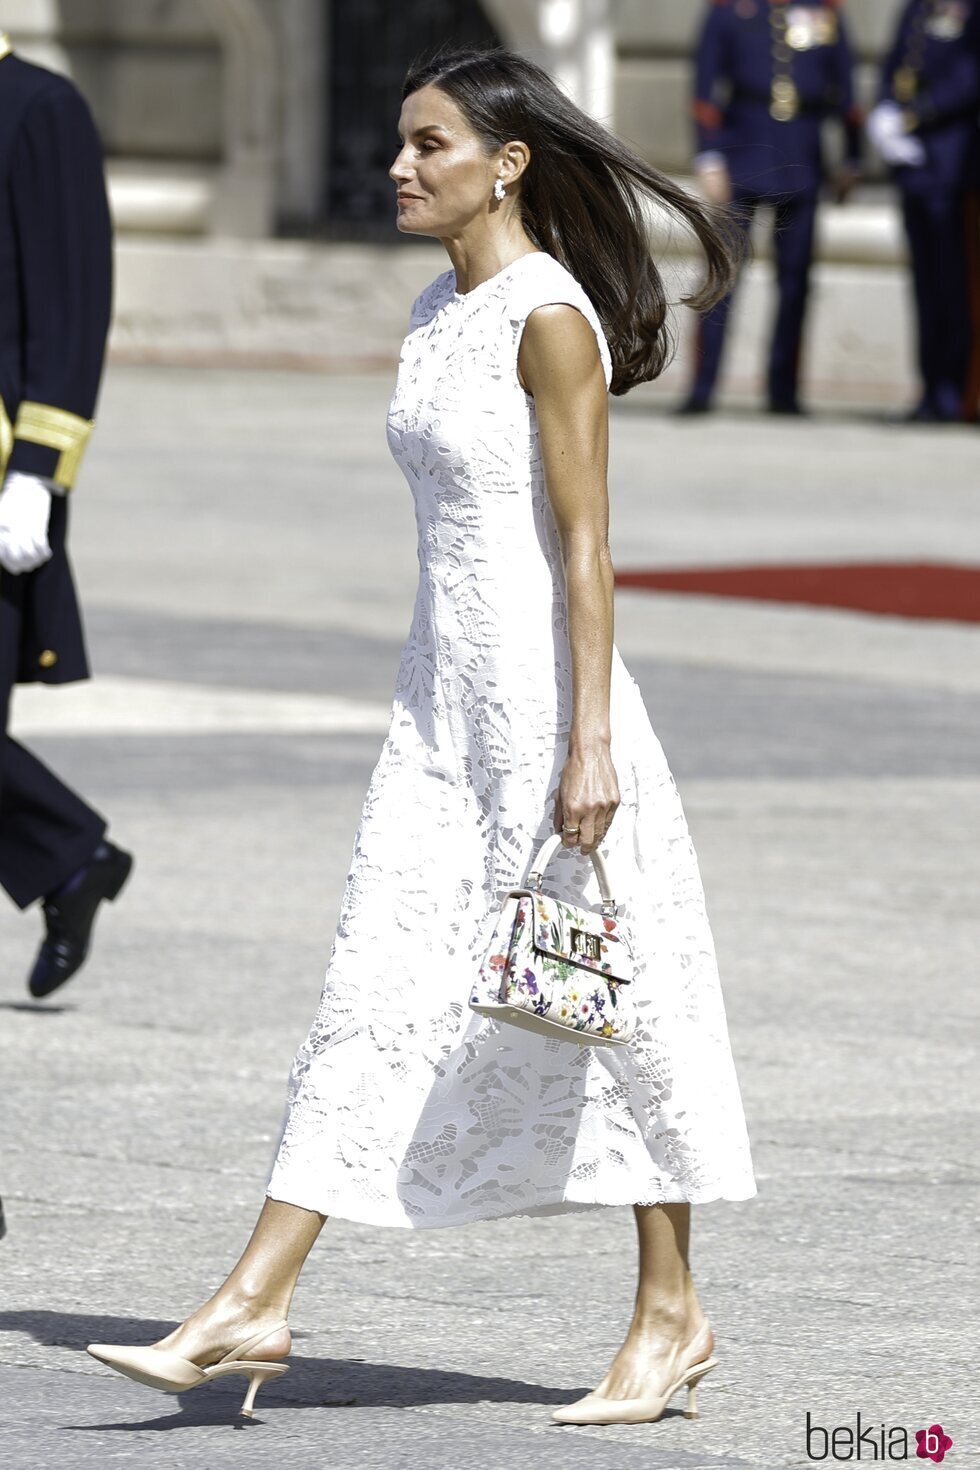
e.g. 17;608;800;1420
525;832;618;917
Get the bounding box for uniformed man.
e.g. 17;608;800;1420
0;31;132;1001
679;0;862;415
868;0;980;422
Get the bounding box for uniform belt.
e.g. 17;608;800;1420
732;87;828;115
908;103;980;129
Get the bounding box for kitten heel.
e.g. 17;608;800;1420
88;1319;290;1418
240;1362;289;1418
683;1358;717;1419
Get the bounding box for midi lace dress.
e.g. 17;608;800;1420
266;251;757;1227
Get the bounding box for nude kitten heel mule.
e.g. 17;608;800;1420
552;1320;718;1427
87;1322;290;1418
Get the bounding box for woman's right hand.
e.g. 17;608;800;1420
554;743;620;856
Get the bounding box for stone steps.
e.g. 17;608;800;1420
108;234;917;409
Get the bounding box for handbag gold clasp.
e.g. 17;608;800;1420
571;928;601;960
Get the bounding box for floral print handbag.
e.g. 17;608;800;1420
470;833;637;1047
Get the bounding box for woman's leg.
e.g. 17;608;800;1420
153;1198;327;1365
587;1203;712;1400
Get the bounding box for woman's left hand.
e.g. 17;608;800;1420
554;743;620;855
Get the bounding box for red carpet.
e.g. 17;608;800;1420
614;562;980;623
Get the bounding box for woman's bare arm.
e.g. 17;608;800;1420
518;305;620;853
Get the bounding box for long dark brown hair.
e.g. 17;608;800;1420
402;45;739;397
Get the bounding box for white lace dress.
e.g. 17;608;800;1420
266;251;757;1227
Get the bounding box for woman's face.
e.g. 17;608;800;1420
390;84;505;236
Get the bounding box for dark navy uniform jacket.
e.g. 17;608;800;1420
879;0;980;195
0;45;112;688
694;0;862;197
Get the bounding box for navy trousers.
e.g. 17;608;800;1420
0;492;106;908
0;732;105;909
901;187;979;421
0;627;104;910
690;187;820;409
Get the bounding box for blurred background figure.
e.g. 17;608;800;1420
868;0;980;423
0;30;132;1004
0;2;942;418
679;0;862;417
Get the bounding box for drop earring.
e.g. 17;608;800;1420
493;179;506;201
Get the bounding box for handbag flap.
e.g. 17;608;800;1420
519;890;634;982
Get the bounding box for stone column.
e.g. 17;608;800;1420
259;0;327;231
483;0;615;121
2;0;71;71
201;0;278;236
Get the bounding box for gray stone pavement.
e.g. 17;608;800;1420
1;368;978;1469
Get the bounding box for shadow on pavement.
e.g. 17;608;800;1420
616;397;957;428
0;1002;74;1015
2;1309;588;1428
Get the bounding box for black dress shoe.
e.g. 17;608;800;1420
767;399;809;417
28;841;134;999
674;397;713;417
890;401;940;423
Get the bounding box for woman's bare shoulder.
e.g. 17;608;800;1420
511;257;612;391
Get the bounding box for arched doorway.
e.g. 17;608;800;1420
326;0;501;239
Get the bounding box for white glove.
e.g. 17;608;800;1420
0;472;54;574
694;153;732;207
867;102;926;168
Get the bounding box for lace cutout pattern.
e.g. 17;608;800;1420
267;253;756;1227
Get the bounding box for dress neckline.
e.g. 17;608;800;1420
451;251;547;302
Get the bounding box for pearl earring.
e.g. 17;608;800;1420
493;179;506;201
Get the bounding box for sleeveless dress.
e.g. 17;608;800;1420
266;252;757;1227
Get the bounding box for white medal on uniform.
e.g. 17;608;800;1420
786;5;839;50
925;1;967;40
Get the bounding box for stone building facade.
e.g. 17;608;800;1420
0;1;923;404
4;0;906;239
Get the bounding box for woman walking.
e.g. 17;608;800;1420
89;46;756;1427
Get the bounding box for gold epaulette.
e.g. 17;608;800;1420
0;399;12;472
13;401;96;489
0;35;12;63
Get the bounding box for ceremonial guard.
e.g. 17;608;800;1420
0;32;132;1002
868;1;980;422
680;0;862;414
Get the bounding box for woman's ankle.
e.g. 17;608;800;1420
155;1303;291;1366
629;1293;706;1339
220;1278;291;1323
